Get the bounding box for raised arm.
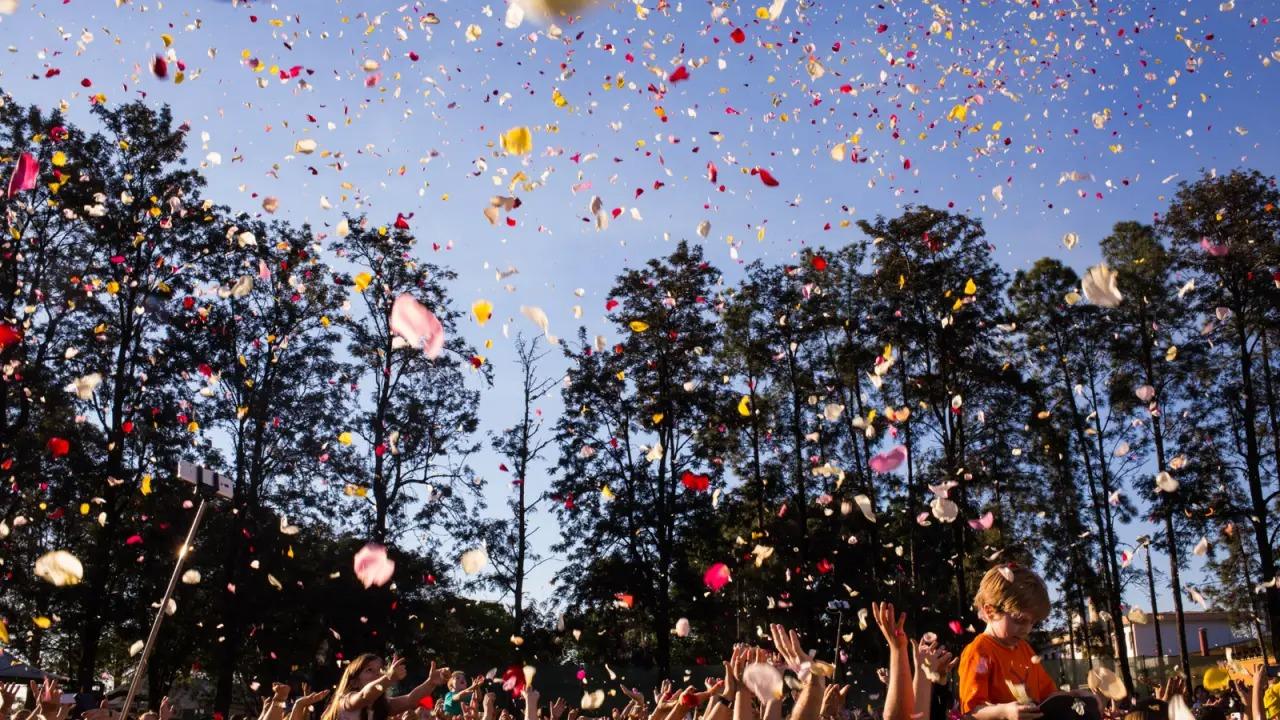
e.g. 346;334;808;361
290;687;332;720
349;657;407;712
388;662;450;715
872;602;913;720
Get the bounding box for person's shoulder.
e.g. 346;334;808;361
962;632;997;655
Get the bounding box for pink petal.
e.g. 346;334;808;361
868;445;907;474
967;511;994;531
390;293;445;359
353;543;396;588
703;562;731;592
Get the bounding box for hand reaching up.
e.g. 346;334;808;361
770;624;813;675
385;657;408;683
297;689;332;709
550;697;567;720
83;700;119;720
820;685;849;719
653;680;673;706
871;602;908;654
914;641;957;684
1154;673;1185;702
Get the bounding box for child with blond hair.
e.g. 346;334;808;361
958;564;1060;720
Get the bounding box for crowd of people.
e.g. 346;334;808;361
6;566;1275;720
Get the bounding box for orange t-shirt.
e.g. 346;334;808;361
958;633;1058;713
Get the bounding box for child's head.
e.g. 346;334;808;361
974;563;1050;641
449;671;467;691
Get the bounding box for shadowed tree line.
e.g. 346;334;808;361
4;97;1280;712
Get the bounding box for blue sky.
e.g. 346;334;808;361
3;0;1278;621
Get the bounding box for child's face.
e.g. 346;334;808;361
449;673;466;691
358;659;385;685
984;604;1036;641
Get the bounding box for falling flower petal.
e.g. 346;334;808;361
868;445;907;474
34;550;83;586
390;294;446;359
1081;263;1123;308
461;547;489;575
703;562;731;591
471;299;494;326
501;126;533;155
6;153;38;198
967;512;994;531
743;663;783;703
353;543;395;588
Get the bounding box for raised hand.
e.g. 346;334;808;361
1155;672;1185;702
84;700;119;720
550;697;567;720
820;685;849;719
299;689;332;708
915;643;957;684
871;602;908;654
524;688;540;720
688;681;725;706
427;663;451;690
653;681;673;706
769;624;813;674
723;645;749;697
159;697;177;720
386;657;409;683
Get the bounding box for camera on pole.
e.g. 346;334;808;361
118;463;233;720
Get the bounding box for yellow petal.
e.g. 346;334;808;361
964;278;977;295
738;396;752;417
501;126;533;155
947;104;969;122
1165;345;1178;361
34;616;52;629
0;620;9;644
141;474;153;496
652;413;664;424
51;151;67;167
629;320;650;332
472;299;494;326
353;272;373;292
338;431;353;445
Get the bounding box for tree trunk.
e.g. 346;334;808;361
1143;546;1165;673
1235;320;1280;657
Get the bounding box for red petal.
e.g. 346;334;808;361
0;324;22;349
730;28;746;43
755;167;780;187
7;153;38;198
668;66;690;83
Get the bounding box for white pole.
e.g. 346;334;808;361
118;499;209;720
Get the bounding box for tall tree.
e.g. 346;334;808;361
334;217;486;547
57;101;217;686
167;215;354;713
1101;220;1210;685
551;241;730;673
1008;258;1139;688
857;206;1016;620
1159;169;1280;655
465;334;557;637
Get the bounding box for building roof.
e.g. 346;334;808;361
1121;610;1237;626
